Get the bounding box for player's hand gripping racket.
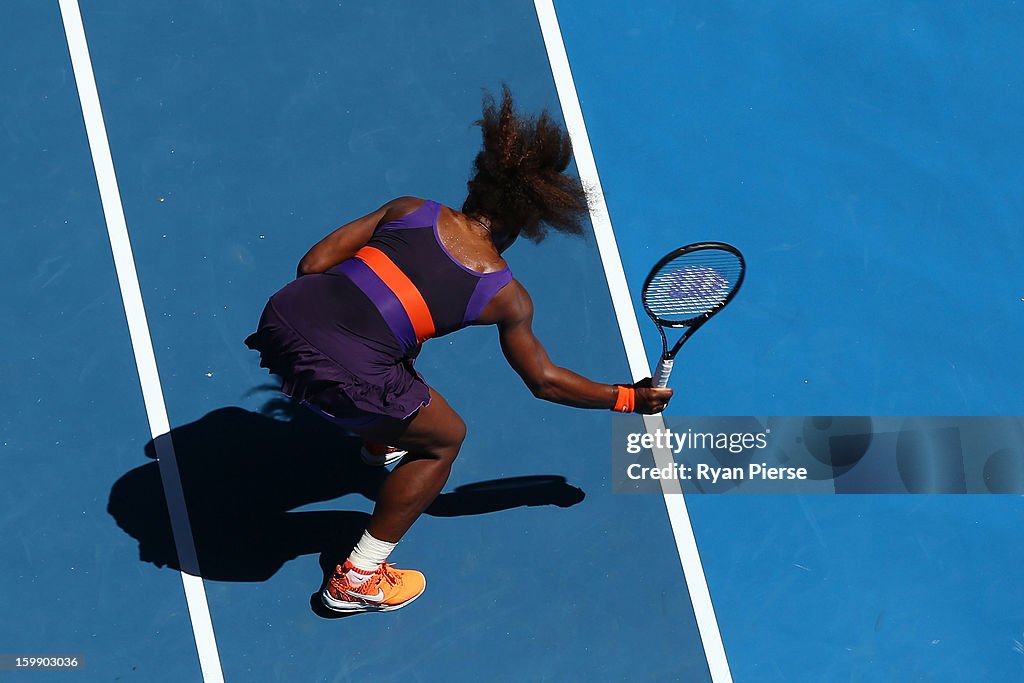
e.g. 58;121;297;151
641;242;746;388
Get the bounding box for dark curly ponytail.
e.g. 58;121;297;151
462;85;589;243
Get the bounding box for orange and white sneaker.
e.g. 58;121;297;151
360;440;407;466
321;561;426;614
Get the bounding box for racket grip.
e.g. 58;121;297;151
652;358;674;388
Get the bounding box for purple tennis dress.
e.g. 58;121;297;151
245;199;513;426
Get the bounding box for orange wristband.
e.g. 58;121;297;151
612;385;636;413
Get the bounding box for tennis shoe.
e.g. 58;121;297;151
360;440;407;466
321;560;426;614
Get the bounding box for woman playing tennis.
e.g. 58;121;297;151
246;88;673;614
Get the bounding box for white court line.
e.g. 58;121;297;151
57;2;226;682
533;2;733;681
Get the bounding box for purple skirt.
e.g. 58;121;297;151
244;300;430;423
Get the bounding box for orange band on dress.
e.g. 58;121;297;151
613;385;635;413
354;246;436;344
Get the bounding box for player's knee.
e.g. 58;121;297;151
429;416;466;464
442;417;467;459
451;416;467;448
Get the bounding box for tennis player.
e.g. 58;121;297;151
246;87;673;614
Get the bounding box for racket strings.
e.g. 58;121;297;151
643;254;743;322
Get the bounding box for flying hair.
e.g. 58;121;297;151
462;85;589;243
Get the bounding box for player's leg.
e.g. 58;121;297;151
321;386;464;613
360;387;465;542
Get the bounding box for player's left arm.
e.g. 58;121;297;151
296;197;419;277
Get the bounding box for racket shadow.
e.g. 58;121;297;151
107;401;585;584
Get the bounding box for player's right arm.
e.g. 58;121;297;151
479;279;671;414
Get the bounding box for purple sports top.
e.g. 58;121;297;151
269;199;513;361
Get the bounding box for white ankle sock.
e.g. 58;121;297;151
345;531;396;585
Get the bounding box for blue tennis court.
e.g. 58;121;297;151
4;1;1023;680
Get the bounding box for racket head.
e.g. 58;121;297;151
641;242;746;328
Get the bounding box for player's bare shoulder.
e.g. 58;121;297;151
436;204;509;274
382;196;427;221
476;278;532;327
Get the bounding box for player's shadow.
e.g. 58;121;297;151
107;395;585;584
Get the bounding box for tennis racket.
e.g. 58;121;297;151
641;242;746;388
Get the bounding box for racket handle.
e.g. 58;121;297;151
652;358;674;388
